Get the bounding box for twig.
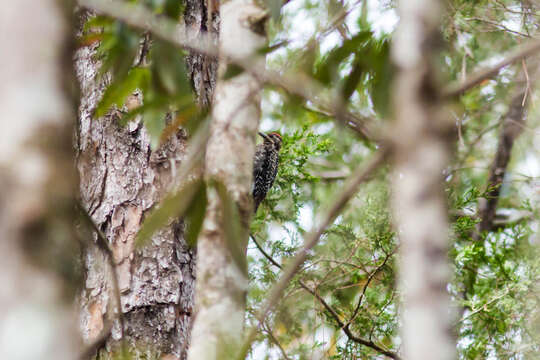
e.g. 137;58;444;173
345;249;395;327
466;16;531;38
462;85;531;316
251;234;282;269
263;322;292;360
443;38;540;98
251;233;399;359
521;59;530;106
238;149;389;359
458;287;512;323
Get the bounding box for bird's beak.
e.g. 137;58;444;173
258;132;271;141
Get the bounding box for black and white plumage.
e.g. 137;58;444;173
252;132;282;213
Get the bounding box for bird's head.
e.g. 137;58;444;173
258;131;282;151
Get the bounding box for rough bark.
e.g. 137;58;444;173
391;0;455;359
0;1;79;359
184;0;219;108
187;0;267;359
75;4;218;356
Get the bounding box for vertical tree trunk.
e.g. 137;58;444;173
0;1;79;359
187;0;267;358
76;2;217;357
391;0;455;359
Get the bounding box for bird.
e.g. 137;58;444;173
252;131;282;213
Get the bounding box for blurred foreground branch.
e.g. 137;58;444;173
77;0;376;141
443;38;540;98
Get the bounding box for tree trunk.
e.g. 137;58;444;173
187;0;267;358
0;1;79;359
76;2;217;357
391;0;455;359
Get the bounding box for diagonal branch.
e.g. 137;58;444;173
262;321;292;360
443;38;540;98
238;149;389;359
474;89;528;237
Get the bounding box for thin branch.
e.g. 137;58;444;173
239;149;389;359
458;287;512;324
77;0;376;142
443;38;540;98
467;16;532;38
299;281;400;359
302;104;374;142
251;234;282;269
263;322;292;360
251;233;399;359
345;249;395;327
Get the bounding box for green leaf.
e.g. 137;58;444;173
136;179;203;248
95;68;150;118
144;108;166;149
222;64;245;80
163;0;183;20
314;31;372;84
185;183;207;247
369;40;393;117
98;23;140;78
152;40;191;96
341;55;365;101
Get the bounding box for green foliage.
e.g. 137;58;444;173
184;184;207;247
95;68;150;118
136;179;203;248
82;0;540;358
82;4;195;149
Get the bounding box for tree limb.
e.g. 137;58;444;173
443;38;540;98
474;89;528;238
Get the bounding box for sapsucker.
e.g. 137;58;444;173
253;132;282;213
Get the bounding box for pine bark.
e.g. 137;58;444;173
391;0;455;359
0;1;79;359
76;1;217;357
